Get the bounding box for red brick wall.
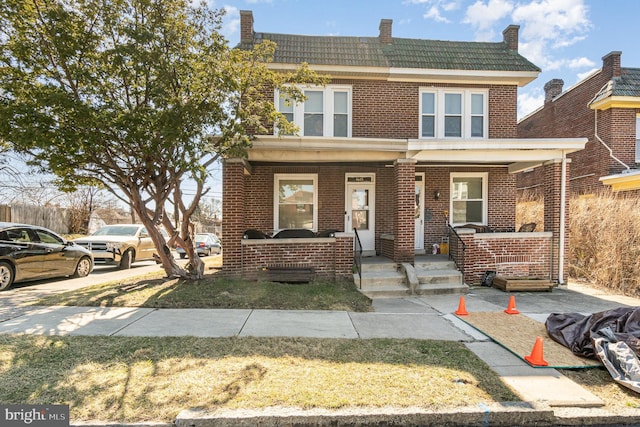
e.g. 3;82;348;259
517;56;638;195
240;235;354;280
460;231;552;285
394;160;416;263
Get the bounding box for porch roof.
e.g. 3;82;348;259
247;136;587;172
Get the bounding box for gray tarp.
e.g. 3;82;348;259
546;306;640;394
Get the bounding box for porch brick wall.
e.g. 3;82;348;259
394;160;416;263
222;159;247;277
240;235;354;281
460;231;552;285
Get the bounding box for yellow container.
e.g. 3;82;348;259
440;243;449;255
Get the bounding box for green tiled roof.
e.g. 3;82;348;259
239;33;541;72
591;68;640;104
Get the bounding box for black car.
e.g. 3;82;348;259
0;222;94;291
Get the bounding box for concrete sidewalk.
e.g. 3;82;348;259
1;279;639;426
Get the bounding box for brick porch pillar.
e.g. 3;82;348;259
222;158;250;277
543;158;571;284
393;159;416;264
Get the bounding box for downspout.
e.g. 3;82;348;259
558;151;567;284
590;83;631;172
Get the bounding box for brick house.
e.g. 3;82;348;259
518;51;640;195
222;10;586;289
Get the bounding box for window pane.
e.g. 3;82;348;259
421;92;435;114
279;96;293;113
471;94;484;115
334;91;347;114
334;114;347;137
471;116;483;137
278;179;315;229
444;116;461;137
304;91;323;112
421;116;435;137
453;177;483;199
452;201;483;223
445;93;461;114
304;114;323;136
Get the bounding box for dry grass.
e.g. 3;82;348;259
516;190;544;231
0;335;518;424
569;192;640;296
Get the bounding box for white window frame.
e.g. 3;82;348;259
275;85;352;137
635;115;640;163
419;88;488;139
274;174;318;232
450;172;488;226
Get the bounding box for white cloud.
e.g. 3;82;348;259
221;5;240;41
567;57;595;69
425;5;451;23
518;89;544;120
463;0;513;32
512;0;590;46
576;67;600;81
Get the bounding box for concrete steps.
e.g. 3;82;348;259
355;256;468;298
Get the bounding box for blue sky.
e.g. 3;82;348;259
214;0;640;119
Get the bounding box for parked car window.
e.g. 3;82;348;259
0;231;8;241
93;225;140;236
7;228;32;242
33;229;64;245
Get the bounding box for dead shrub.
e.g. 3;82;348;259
569;191;640;296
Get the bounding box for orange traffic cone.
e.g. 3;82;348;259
504;295;520;314
524;337;549;366
455;295;469;316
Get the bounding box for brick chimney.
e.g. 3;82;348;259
502;25;519;51
544;79;564;104
379;19;392;44
602;51;622;78
240;10;254;44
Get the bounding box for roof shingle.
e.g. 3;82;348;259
239;32;540;73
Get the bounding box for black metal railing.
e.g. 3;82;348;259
353;227;363;289
447;224;466;279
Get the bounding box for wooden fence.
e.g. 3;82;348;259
0;204;70;234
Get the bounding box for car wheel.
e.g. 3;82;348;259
73;257;92;278
0;262;15;291
119;250;133;270
180;253;186;259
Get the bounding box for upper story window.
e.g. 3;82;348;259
450;172;488;226
420;89;488;139
276;86;352;137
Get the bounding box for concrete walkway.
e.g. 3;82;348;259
1;275;639;426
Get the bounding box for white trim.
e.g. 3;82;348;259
345;173;376;254
449;172;488;226
275;85;352;138
274;173;318;232
636;115;640;163
419;88;488;140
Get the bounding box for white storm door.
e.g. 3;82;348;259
345;174;375;255
415;173;425;251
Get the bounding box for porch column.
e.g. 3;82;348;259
222;158;250;277
543;158;571;284
393;159;416;264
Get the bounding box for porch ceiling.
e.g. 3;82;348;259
247;136;587;172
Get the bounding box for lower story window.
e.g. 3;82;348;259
450;172;488;225
274;174;318;231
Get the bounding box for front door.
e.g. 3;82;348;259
345;174;375;256
415;173;425;252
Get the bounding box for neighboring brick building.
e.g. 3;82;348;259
222;10;586;285
518;51;640;195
